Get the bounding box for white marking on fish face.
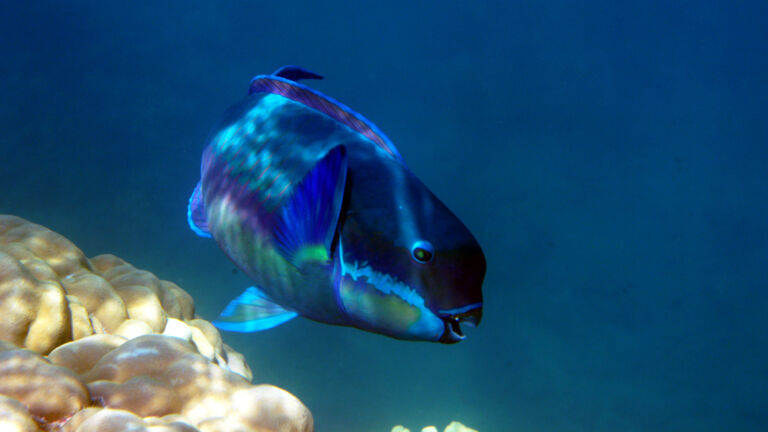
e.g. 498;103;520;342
338;252;443;341
344;259;423;307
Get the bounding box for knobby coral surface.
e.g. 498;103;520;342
0;215;313;432
391;422;479;432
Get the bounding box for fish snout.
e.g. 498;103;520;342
438;304;482;344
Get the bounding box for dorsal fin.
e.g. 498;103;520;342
248;73;405;163
272;65;323;82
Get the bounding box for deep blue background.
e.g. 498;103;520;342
2;2;767;431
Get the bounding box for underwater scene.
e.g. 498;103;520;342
1;1;767;431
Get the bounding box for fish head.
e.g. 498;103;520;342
335;162;485;343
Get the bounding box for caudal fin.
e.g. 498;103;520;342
187;181;212;238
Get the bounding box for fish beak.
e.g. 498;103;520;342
438;305;482;344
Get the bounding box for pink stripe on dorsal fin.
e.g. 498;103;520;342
248;74;404;163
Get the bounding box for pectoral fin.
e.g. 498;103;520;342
271;145;347;267
213;286;298;332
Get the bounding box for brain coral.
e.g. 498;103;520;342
0;215;313;432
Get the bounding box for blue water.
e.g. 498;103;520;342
2;2;767;431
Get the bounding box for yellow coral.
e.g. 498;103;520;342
0;215;243;376
0;395;42;432
0;215;313;432
390;422;478;432
0;341;89;423
444;421;478;432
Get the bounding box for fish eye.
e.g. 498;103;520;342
410;240;434;264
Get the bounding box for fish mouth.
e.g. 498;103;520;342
438;303;482;344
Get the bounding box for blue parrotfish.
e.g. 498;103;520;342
188;65;485;343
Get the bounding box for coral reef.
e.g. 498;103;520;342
391;421;478;432
0;215;312;432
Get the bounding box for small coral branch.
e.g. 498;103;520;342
392;421;479;432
